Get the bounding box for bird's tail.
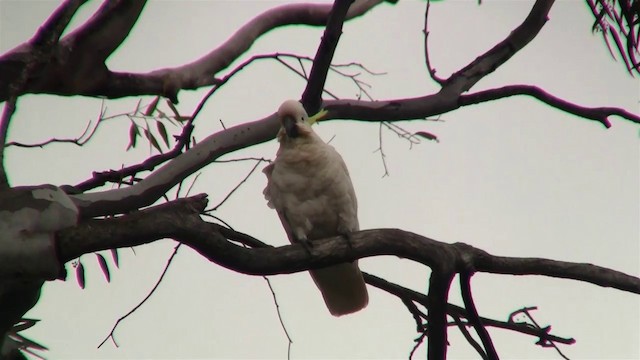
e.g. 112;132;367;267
309;262;369;317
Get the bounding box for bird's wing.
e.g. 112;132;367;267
263;162;299;244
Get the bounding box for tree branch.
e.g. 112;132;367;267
0;1;389;103
62;0;147;63
460;272;499;360
31;0;88;47
68;81;637;218
458;84;640;128
0;99;16;189
443;0;555;94
56;197;640;295
363;273;576;346
301;0;354;114
422;0;445;85
426;271;454;360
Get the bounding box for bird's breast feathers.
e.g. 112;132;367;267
264;140;358;238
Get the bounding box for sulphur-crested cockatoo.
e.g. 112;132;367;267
263;100;368;316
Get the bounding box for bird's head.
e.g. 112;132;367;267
277;100;310;139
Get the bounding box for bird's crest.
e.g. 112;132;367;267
307;109;328;126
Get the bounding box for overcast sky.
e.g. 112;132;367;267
1;0;638;359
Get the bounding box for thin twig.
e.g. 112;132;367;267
97;243;183;349
373;122;390;177
213;157;270;164
423;0;446;85
263;276;293;360
7;115;99;148
207;159;266;211
451;315;488;360
521;308;571;360
409;330;428;360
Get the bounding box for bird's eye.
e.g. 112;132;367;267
300;116;304;121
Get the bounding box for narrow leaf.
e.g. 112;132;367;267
96;254;110;283
143;128;162;153
11;333;48;351
126;123;139;151
156;121;170;148
111;249;119;268
166;99;181;118
76;262;85;289
11;319;39;332
592;9;607;33
144;96;160;116
414;131;439;142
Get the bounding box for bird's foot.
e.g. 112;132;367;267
298;238;314;256
340;231;355;250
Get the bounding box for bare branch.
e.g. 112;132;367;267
426;271;454;360
458;84;640;128
207;159;266;212
423;0;445;85
0;0;87;189
363;273;576;347
7;114;100;149
97;243;182;349
0;99;16;189
31;0;88;47
72;49;373;193
0;1;389;103
443;0;555;93
451;314;489;360
69;79;637;218
301;0;354;114
459;272;499;360
263;276;293;360
55;200;640;296
62;1;147;63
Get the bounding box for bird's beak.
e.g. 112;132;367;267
282;115;299;138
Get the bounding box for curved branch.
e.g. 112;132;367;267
460;272;499;360
459;84;640;128
69;81;637;218
443;0;554;93
61;0;147;62
0;1;389;103
56;196;640;296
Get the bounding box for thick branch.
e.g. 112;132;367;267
426;271;454;360
31;0;88;47
301;0;354;114
0;1;388;103
69;83;637;219
443;0;555;93
56;197;640;295
62;0;147;63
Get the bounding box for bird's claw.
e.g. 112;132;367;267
341;232;354;250
298;238;313;256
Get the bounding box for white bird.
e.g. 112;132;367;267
263;100;368;316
